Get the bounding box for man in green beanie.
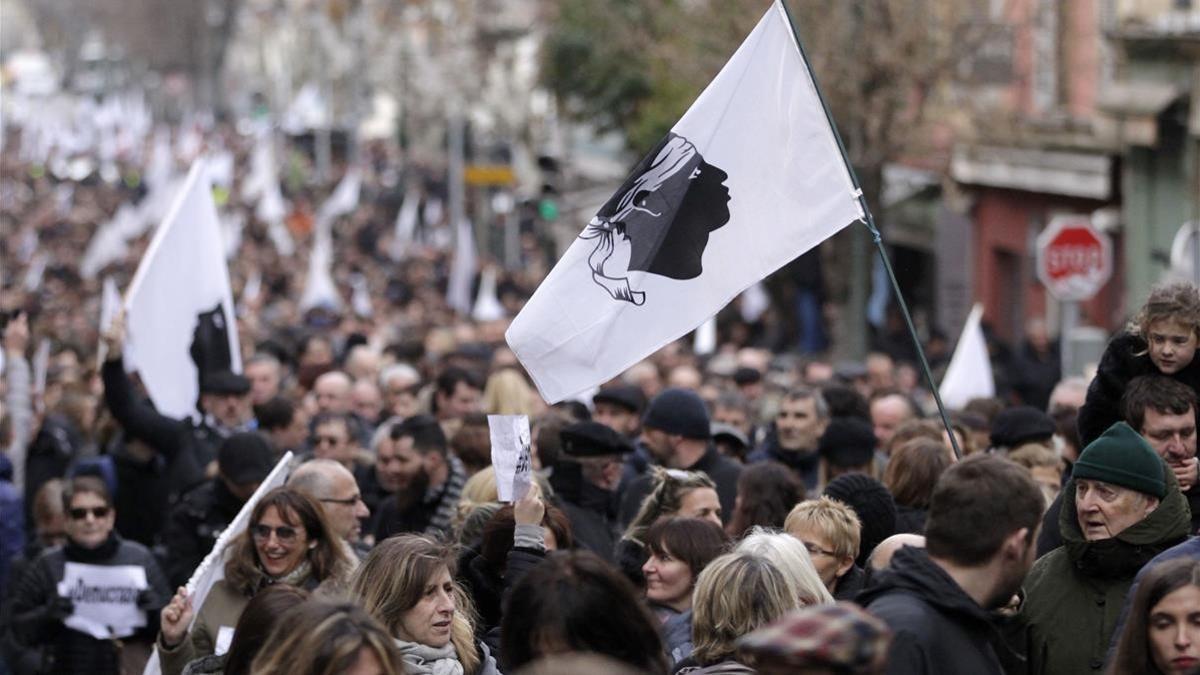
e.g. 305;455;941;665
1012;422;1192;675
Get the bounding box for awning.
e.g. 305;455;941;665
951;145;1113;200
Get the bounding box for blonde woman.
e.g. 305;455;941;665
482;368;541;416
677;551;799;673
617;468;722;586
250;601;405;675
351;534;500;675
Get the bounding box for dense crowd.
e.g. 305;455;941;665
1;121;1199;675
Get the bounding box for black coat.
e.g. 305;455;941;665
162;478;245;588
7;535;170;675
894;505;927;535
549;462;619;563
1077;332;1200;448
747;429;819;493
859;547;1010;675
458;544;547;637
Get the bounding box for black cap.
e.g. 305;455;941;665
733;367;763;386
560;421;633;458
201;370;251;396
711;422;750;450
593;385;646;414
642;388;711;440
989;406;1056;448
218;432;275;485
818;417;877;468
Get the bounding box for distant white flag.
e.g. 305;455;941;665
447;219;477;315
23;253;46;291
317;168;361;226
143;452;293;675
350;273;373;318
739;282;771;323
123;159;241;421
299;230;342;312
390;189;421;262
96;277;122;367
266;219;295;257
694;315;717;356
939;303;995;409
239;271;262;312
472;266;506;322
506;1;864;402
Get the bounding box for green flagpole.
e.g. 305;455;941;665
775;0;963;459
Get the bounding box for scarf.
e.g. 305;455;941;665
258;559;313;589
393;639;463;675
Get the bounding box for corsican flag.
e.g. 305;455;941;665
124;158;242;421
143;452;293;675
506;0;864;403
939;303;995;409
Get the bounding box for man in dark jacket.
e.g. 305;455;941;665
160;432;275;587
1016;422;1191;675
747;387;829;492
550;421;629;562
1037;376;1200;555
860;455;1044;675
619;388;741;526
372;415;466;541
7;476;170;675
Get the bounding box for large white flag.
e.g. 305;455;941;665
506;1;864;402
939;303;995;409
124;159;241;421
143;452;293;675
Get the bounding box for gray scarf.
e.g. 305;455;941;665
393;639;463;675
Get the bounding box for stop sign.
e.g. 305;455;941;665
1036;216;1113;301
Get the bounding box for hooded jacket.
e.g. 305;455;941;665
1077;332;1200;448
1016;468;1191;675
858;546;1009;675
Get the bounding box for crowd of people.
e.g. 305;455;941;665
1;120;1200;675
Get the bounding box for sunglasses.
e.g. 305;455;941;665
251;524;300;543
69;506;111;521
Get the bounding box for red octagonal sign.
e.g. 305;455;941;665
1036;216;1113;301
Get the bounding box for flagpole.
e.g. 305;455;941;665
775;0;962;459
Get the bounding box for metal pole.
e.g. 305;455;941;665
776;0;962;458
1061;300;1077;378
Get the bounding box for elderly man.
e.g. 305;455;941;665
243;353;284;407
313;371;353;416
1037;375;1200;555
1017;422;1191;675
288;459;370;553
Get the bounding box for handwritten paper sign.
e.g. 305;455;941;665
56;563;148;639
488;415;532;502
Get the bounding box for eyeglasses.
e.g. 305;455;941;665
320;494;363;507
801;541;838;558
313;435;344;446
251;524;299;543
69;506;111;521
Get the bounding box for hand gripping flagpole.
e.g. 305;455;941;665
775;0;963;459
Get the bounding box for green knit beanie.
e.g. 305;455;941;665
1072;422;1167;499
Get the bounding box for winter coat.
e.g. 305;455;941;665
162;478;245;588
373;456;467;541
1014;469;1192;675
748;429;819;493
549;462;620;563
458;534;547;637
859;546;1010;675
7;534;170;675
621;446;742;529
1077;332;1200;448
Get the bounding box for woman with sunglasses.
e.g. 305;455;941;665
8;476;171;675
157;487;354;675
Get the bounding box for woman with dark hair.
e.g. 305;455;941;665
8;476;170;675
250;601;405;675
725;462;804;539
641;517;728;665
882;438;952;534
181;585;309;675
460;485;573;636
616;468;721;587
501;550;670;675
1108;558;1200;675
158;487;355;675
351;534;499;675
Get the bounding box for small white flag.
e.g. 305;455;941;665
96;277;122;367
350;273;373;318
124;158;241;421
390;189;421;262
317;168;361;226
506;1;864;403
447;219;477;315
472;266;506;322
694;315;717;356
299;229;342;312
939;303;995;409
